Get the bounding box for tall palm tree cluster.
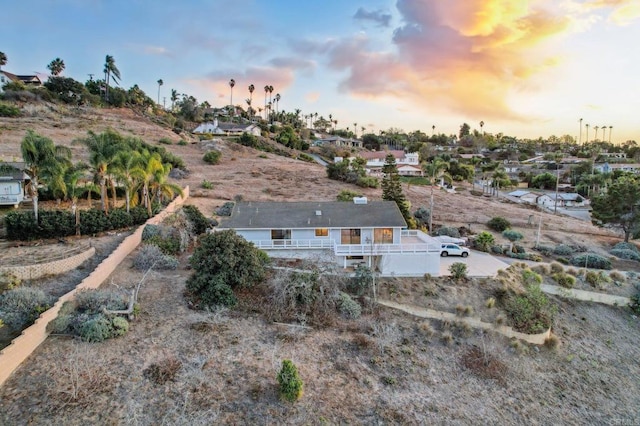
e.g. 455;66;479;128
20;129;183;224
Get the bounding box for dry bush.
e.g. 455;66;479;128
609;271;626;283
441;331;453;345
143;356;182;385
544;334;560;350
370;321;402;354
460;346;508;385
531;264;551;275
550;262;564;274
352;333;375;350
416;320;435;338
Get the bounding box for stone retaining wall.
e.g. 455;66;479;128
0;187;189;388
0;245;96;280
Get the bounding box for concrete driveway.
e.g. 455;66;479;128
439;250;510;277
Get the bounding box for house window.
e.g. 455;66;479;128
346;256;364;260
315;228;329;237
374;228;393;244
271;229;291;240
340;229;361;244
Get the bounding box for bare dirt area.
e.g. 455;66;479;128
1;106;639;424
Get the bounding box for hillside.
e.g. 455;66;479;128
0;105;639;424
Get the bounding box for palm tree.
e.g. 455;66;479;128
21;130;72;222
157;79;163;105
248;84;255;119
423;158;449;235
103;55;121;102
609;125;613;143
264;85;270;119
585;124;590;143
170;89;179;111
432;125;435;136
274;93;281;116
47;57;65;76
149;162;183;207
0;51;6;71
594;126;599;141
76;129;124;213
579;118;583;145
480;121;485;135
229;79;236;113
61;162;90;234
113;149;143;213
353;123;358;138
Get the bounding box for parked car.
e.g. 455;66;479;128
440;243;470;257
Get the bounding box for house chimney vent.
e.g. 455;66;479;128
315;210;322;216
353;197;368;204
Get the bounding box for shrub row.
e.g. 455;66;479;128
5;206;150;241
569;253;612;270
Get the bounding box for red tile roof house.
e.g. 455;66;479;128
217;198;442;276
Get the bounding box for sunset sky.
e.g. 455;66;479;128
2;0;639;142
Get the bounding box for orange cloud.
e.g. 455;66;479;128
329;0;570;120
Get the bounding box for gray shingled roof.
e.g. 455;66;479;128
218;201;407;229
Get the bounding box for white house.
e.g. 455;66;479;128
507;190;541;205
217;199;442;276
594;162;640;174
0;162;28;207
537;193;586;208
358;150;419;168
193;119;261;137
0;71;42;93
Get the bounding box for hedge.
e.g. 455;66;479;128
5;206;150;241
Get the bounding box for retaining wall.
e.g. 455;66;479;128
0;245;96;280
0;187;189;388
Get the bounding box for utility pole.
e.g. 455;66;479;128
554;161;560;215
535;216;542;248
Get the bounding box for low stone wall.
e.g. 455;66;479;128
0;187;189;388
0;245;96;280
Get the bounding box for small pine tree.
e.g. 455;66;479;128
277;360;303;402
381;153;411;224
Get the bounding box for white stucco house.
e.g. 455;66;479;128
193;119;261;137
507;190;541;205
334;151;423;177
594;162;640;174
217;198;442;276
537;193;586;208
0;162;28;207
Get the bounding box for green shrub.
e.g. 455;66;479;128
550;262;564;274
585;271;612;288
201;179;214;189
502;229;523;243
474;231;495;252
146;234;181;255
203;150;221;164
0;102;21;117
503;284;556;334
129;206;150;225
79;314;114;342
613;242;639;253
277;360;304;402
522;269;543;285
514;244;526;254
111;316;129;337
0;287;53;330
610;249;640;261
535;245;554;256
142;224;162;241
552;272;576;288
449;262;468;280
215;202;235;216
437;226;461;238
75;290;128;312
159;137;173;145
238;132;258;147
570;253;612;270
350;265;372;296
487;217;511;232
553;244;574;256
356;176;379;188
79;209;109;236
337;189;362;202
177;140;188;146
133;244;179;270
491;245;504;254
630;293;640;315
337;292;362;319
183;205;211;235
107;208;133;230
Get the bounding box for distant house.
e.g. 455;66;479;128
193;118;261;137
507;190;541;205
0;162;28;207
335;150;422;176
537;193;586;208
594;162;640;174
0;71;43;92
314;136;363;148
217;199;442;276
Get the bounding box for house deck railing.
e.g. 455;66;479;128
250;239;335;250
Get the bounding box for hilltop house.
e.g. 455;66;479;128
314;136;363;148
537;193;586;208
594;162;640;174
193;119;261;137
217;199;442;276
334;150;423;176
0;162;28;207
507;190;541;205
0;71;42;92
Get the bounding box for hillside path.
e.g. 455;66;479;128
540;284;631;306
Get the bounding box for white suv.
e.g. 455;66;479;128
440;243;470;258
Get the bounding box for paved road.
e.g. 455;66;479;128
308;153;328;166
